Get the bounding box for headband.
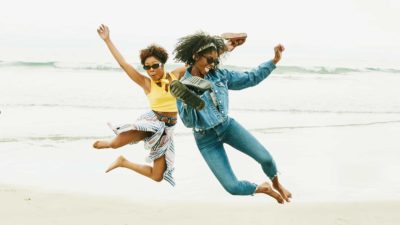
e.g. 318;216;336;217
196;43;217;54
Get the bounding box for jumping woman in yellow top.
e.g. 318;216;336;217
93;24;185;185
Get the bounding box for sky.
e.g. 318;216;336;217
1;0;399;67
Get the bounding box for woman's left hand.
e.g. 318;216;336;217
226;37;247;52
272;44;285;64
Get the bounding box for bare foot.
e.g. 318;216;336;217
255;182;284;204
105;155;126;173
272;178;292;202
93;140;110;149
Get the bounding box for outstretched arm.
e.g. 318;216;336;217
97;24;149;92
225;44;285;90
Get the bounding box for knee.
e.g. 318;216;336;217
259;155;274;168
151;175;163;182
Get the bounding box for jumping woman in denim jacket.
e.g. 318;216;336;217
171;32;292;203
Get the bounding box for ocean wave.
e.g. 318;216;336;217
0;132;193;143
1;61;58;68
0;61;122;71
2;120;399;143
253;119;400;133
231;108;400;114
0;103;147;110
1;61;400;75
275;66;362;74
2;103;400;114
0;136;111;143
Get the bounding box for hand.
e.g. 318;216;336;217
226;38;246;52
221;33;247;52
97;24;110;41
272;44;285;64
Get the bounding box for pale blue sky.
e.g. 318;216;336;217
1;0;399;67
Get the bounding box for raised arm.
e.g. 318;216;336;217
225;44;285;90
97;24;149;92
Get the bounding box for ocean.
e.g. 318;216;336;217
1;60;400;203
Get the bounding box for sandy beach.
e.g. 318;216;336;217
1;184;399;225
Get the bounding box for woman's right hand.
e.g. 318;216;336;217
97;24;110;41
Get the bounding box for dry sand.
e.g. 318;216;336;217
1;184;399;225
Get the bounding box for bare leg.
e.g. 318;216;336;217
255;182;284;204
93;130;152;149
105;155;167;182
272;176;292;202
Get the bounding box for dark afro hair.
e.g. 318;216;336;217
139;44;168;65
173;31;227;65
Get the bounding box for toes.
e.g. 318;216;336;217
273;192;284;204
282;188;292;201
105;163;117;173
276;191;287;203
281;190;290;202
262;183;285;204
93;141;100;148
266;189;284;204
272;184;292;202
281;194;289;202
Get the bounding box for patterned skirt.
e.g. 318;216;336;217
107;111;176;186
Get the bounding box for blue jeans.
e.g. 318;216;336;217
193;118;278;195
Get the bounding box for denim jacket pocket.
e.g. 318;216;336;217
214;80;228;95
202;91;220;114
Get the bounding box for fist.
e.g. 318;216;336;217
273;44;285;64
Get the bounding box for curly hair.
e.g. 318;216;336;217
139;44;168;65
173;32;227;65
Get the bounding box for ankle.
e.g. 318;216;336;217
255;182;270;193
118;155;126;165
272;176;280;185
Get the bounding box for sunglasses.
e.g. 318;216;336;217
143;63;162;70
203;56;220;66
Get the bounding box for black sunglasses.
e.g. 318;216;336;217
143;63;162;70
203;56;220;66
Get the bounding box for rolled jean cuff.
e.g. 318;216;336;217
250;182;258;196
269;173;278;181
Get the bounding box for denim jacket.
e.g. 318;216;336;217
177;60;276;131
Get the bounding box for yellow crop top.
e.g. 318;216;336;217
146;72;178;112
